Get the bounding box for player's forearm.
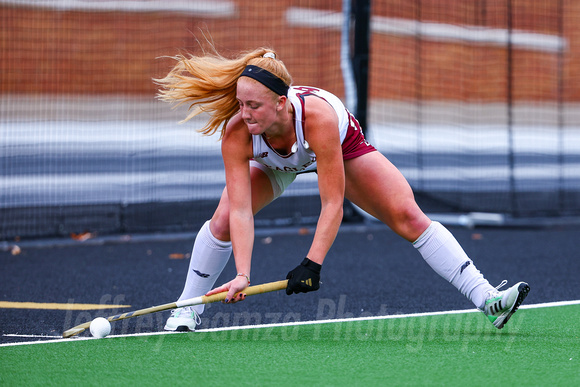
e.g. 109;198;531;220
307;201;343;265
229;209;254;276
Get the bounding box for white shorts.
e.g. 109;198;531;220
250;160;297;199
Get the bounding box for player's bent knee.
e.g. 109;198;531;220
210;211;231;241
390;206;430;241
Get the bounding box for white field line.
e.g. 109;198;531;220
2;299;579;348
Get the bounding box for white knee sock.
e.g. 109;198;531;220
177;220;232;315
413;221;495;309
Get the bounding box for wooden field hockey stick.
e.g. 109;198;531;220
62;279;288;338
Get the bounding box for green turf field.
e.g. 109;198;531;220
1;304;578;386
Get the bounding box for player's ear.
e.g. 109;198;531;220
276;95;287;111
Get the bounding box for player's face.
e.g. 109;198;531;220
236;77;281;135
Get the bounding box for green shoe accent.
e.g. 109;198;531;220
483;281;529;329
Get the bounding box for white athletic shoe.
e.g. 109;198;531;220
483;280;530;329
164;307;201;332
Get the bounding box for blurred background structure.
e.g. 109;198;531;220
1;0;579;240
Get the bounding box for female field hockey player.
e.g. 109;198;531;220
155;46;529;331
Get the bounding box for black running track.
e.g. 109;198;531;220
1;222;578;345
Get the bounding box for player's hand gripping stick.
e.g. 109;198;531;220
286;258;321;295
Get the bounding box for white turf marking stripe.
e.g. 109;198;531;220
4;334;62;339
2;299;579;348
194;299;580;333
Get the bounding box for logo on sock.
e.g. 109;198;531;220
193;269;210;278
460;261;471;274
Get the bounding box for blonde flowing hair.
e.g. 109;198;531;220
155;45;292;139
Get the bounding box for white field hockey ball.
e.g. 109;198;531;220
90;317;111;338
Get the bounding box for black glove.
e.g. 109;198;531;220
286;258;321;295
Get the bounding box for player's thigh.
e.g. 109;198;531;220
344;151;430;241
210;166;275;240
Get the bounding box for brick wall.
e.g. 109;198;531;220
1;0;578;102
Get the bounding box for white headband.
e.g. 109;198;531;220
263;52;276;59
